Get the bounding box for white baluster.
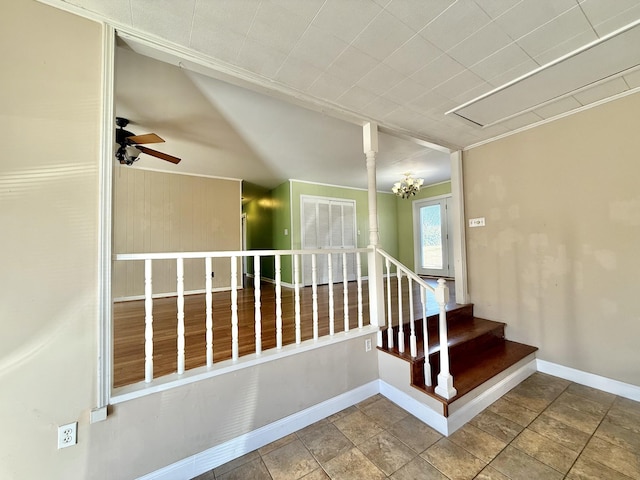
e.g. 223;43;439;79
144;259;154;383
275;255;283;349
294;254;301;344
385;258;393;348
231;256;239;360
356;252;363;329
205;257;213;367
176;258;185;375
254;255;262;355
397;270;405;354
409;277;417;358
342;252;349;333
312;253;318;340
434;279;456;399
328;253;334;336
421;287;432;387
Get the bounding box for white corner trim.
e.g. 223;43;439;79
536;360;640;402
135;381;380;480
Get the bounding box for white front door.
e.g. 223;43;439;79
413;196;453;277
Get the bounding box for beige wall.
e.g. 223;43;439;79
1;2;379;478
113;167;241;297
464;92;640;386
0;1;102;478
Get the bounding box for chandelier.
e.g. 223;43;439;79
392;173;424;199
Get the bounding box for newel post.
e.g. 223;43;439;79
363;123;385;345
434;278;457;399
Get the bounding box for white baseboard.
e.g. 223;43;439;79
114;287;232;302
536;360;640;402
379;357;537;436
136;381;380;480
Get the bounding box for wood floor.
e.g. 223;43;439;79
113;277;453;388
114;278;372;387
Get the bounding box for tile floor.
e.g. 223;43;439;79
193;373;640;479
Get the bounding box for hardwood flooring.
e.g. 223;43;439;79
113;277;454;388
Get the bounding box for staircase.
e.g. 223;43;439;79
378;303;538;417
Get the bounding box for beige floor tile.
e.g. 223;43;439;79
262;438;320;480
356;394;384;410
323;447;386;480
217;457;272;480
565;383;616;407
259;433;298;456
448;423;506;463
487;397;539;427
390;456;449;480
566;456;637;480
607;405;640;434
553;391;610;417
300;468;330;479
544;398;604;434
326;406;358;423
580;436;640;479
296;419;331;438
503;382;564;413
213;450;261;477
421;438;486;480
386;414;442;453
333;409;385;445
614;397;640;416
469;409;524;443
595;415;640;453
358;431;417;475
511;428;579;474
529;413;591;453
474;465;512;480
360;397;409;430
490;445;564;480
298;423;353;465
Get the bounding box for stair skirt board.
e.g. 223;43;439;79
378;350;538;436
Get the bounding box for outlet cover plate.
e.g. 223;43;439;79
58;422;77;449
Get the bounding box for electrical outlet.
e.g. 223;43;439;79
365;338;372;352
468;217;485;227
58;422;77;449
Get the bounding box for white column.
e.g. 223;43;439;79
294;254;301;344
363;122;385;339
275;255;283;349
231;256;239;360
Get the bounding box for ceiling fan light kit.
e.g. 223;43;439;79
115;117;181;165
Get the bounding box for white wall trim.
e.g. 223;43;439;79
537;360;640;402
95;22;115;420
135;380;380;480
123;164;243;182
450;151;469;304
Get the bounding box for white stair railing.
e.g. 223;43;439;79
114;247;454;399
374;249;455;399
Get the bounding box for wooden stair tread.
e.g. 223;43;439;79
413;340;538;407
380;316;505;361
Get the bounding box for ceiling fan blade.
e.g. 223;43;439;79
126;133;165;144
137;146;181;164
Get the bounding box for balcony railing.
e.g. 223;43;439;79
112;247;455;400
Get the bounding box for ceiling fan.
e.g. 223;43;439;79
115;117;181;165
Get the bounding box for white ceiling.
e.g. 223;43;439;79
46;0;640;190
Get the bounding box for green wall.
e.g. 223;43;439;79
245;178;448;282
396;181;452;269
